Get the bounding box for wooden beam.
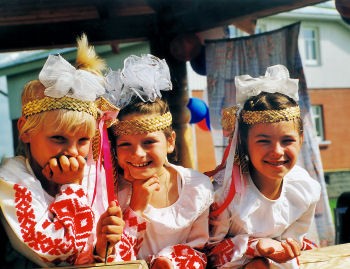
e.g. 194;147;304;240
0;15;155;52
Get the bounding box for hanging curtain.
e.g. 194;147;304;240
205;22;335;246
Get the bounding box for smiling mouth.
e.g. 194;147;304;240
128;161;151;167
265;160;288;166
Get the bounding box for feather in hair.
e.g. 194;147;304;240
76;33;106;75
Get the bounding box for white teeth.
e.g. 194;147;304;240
131;162;149;167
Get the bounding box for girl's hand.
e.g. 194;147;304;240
95;201;125;258
151;257;173;269
124;168;160;215
42;155;86;185
257;238;301;263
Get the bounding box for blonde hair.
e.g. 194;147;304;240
17;81;96;157
17;34;105;157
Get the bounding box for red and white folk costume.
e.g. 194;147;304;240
0;156;96;267
0;44;111;267
103;54;214;268
207;65;321;269
114;164;213;268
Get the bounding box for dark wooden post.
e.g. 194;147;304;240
149;36;194;168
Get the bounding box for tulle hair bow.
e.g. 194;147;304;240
105;54;172;108
235;64;299;105
39;54;105;101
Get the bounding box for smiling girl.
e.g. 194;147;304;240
0;35;124;268
106;54;213;269
207;65;321;269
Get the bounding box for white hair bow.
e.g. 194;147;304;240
104;54;172;108
39;54;105;101
235;64;299;105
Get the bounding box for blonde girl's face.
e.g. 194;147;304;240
247;120;303;185
116;114;175;181
20;111;95;169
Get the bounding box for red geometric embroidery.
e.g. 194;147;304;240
209;238;235;267
171;245;206;269
13;184;94;265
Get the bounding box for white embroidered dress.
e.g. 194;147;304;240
117;163;214;268
0;156;103;267
209;165;321;269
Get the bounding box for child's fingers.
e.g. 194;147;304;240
107;202;123;218
58;155;70;172
144;176;160;190
281;241;295;258
48;157;61;174
76;155;86;168
286;238;301;256
68;157;79;172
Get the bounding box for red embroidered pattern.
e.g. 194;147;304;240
209;238;235;267
121;209;146;257
14;184;94;264
171;245;206;269
301;237;318;250
246;238;260;258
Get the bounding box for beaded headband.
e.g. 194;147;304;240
112;111;172;136
22;96;99;119
241;106;300;125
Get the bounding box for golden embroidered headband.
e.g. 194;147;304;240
241;106;300;125
22;96;99;118
113;112;172;135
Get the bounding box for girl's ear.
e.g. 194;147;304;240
167;131;176;154
17;116;30;143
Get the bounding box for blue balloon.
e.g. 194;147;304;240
187;97;209;124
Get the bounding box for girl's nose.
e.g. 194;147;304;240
133;144;146;157
271;142;284;157
63;143;79;157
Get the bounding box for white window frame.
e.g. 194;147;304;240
311;105;325;142
302;27;320;66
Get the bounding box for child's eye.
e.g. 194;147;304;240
143;139;156;145
117;142;131;147
282;138;297;144
79;137;91;144
256;139;270;144
51;136;66;143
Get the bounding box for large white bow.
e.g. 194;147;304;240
104;54;172;108
235;64;299;105
39;54;105;101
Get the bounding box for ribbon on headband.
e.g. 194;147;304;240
235;64;299;105
90;97;120;205
39;54;105;102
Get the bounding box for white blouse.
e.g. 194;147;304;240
210;165;321;268
117;163;214;260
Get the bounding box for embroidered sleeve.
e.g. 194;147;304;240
109;207;146;262
151;244;207;269
14;183;94;265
